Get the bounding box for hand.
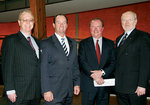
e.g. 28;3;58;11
44;91;54;102
95;77;104;85
74;86;80;95
7;93;17;103
135;86;146;96
90;70;103;80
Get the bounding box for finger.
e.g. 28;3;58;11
50;94;54;101
91;71;96;73
13;97;16;103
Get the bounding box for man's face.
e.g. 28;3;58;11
90;20;104;39
53;15;68;35
121;12;137;31
18;12;34;33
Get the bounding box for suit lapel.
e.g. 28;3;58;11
51;34;67;56
117;29;137;57
87;37;98;64
67;37;73;57
100;38;107;67
17;31;32;50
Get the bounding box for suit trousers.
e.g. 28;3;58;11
117;92;147;105
7;97;40;105
44;96;72;105
81;87;109;105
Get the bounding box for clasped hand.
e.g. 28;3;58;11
90;70;104;85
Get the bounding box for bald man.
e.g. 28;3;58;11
115;11;150;105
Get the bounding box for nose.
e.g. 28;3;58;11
94;27;99;31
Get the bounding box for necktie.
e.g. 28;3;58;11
27;37;35;50
61;38;69;56
96;40;101;64
119;33;128;47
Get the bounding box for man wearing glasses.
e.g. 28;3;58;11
1;9;41;105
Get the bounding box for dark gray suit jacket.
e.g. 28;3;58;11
1;31;41;100
115;29;150;94
40;34;80;102
78;36;115;92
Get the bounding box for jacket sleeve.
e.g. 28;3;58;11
40;41;52;94
78;41;93;77
73;42;80;86
1;36;15;91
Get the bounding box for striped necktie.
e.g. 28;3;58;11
61;38;69;56
119;33;128;47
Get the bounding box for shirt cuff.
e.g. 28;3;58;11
101;69;105;76
6;90;16;95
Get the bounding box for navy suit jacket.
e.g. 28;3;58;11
78;36;115;92
115;29;150;94
40;34;80;102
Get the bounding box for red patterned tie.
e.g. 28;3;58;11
27;37;35;50
96;40;101;64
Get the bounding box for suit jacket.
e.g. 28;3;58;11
40;34;80;102
78;36;115;92
115;29;150;94
1;31;41;100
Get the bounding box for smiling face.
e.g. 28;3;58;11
90;19;104;39
53;15;68;37
18;11;34;35
121;11;137;32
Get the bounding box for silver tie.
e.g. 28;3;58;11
61;38;69;56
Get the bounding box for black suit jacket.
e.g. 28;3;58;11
115;29;150;94
40;34;80;102
78;36;115;92
1;31;41;100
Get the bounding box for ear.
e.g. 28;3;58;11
18;20;21;26
135;19;137;25
53;23;55;28
102;27;104;32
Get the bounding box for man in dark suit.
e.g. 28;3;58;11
115;11;150;105
78;18;115;105
1;10;41;105
40;14;80;105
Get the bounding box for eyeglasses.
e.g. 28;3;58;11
20;19;34;23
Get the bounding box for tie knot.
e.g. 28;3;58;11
96;40;99;43
124;33;128;38
27;37;31;41
61;38;65;41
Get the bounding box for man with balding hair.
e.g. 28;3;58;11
115;11;150;105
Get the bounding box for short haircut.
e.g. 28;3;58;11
90;18;104;27
18;9;34;20
53;14;68;24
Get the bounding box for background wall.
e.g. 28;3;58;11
78;1;150;40
0;2;150;41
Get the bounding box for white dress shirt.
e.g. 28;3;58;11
93;37;102;54
55;32;70;54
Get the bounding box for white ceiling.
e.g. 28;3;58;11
0;0;149;23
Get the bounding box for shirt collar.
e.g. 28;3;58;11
93;37;102;43
55;32;67;42
125;28;135;37
20;30;31;39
